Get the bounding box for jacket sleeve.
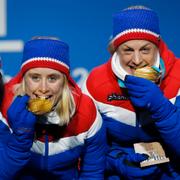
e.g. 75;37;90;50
0;119;33;179
79;112;107;179
124;74;180;159
154;95;180;158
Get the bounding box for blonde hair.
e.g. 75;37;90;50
56;75;75;126
14;74;75;126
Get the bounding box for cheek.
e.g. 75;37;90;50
120;55;131;67
24;81;38;95
144;55;156;65
51;83;63;96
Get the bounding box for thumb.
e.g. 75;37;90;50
128;153;149;163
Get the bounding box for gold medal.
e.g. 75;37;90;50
28;98;53;115
134;66;161;83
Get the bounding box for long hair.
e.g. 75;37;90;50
56;75;75;126
14;74;75;126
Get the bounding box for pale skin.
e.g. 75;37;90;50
116;40;159;74
24;68;64;107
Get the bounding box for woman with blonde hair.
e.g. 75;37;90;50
1;37;106;179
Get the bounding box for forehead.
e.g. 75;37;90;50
25;68;62;75
119;39;157;48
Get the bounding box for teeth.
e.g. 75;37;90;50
37;96;50;99
34;94;52;99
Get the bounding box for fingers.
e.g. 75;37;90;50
126;89;147;97
9;95;30;113
8;95;36;132
121;152;159;178
129;97;147;107
26;111;36;125
125;75;153;86
128;153;149;163
15;96;36;125
7;95;30;121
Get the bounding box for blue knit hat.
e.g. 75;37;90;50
108;6;160;53
21;38;70;77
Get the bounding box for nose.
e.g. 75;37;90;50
38;79;49;94
132;52;142;65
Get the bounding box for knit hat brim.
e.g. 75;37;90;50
21;39;70;77
21;57;69;77
108;30;160;54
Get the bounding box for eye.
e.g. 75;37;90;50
31;75;40;82
48;75;59;82
141;47;150;54
123;48;134;54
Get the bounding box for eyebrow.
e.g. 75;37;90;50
141;43;152;47
123;43;152;48
48;74;62;77
27;72;62;77
27;72;40;76
29;70;59;74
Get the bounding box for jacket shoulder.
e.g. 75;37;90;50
161;59;180;98
85;61;122;104
87;61;112;89
67;89;101;134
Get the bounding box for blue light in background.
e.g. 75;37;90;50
0;0;179;86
